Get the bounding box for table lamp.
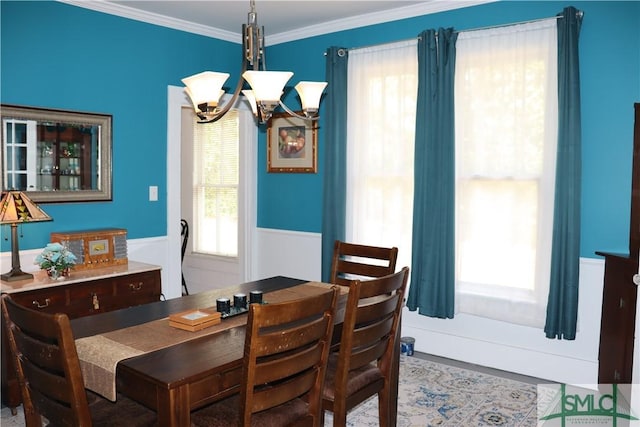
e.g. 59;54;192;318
1;191;52;282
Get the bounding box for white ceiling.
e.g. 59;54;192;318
60;0;493;45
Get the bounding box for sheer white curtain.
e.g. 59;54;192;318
346;40;418;270
454;19;558;327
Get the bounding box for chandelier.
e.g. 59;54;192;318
182;0;327;124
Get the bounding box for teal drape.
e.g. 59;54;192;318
321;47;349;282
544;7;583;340
406;29;457;318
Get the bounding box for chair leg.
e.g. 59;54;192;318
378;388;390;427
331;406;347;427
181;273;189;296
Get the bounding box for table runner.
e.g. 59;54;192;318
75;282;341;401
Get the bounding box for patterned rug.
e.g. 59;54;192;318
325;355;538;427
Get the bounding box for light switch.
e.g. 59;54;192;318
149;186;158;201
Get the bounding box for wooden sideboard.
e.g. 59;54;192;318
1;261;162;409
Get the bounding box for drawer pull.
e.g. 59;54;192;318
129;282;143;291
92;293;100;310
32;298;50;309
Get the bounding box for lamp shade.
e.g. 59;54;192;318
0;191;51;224
182;71;230;106
242;89;259;116
1;191;52;282
295;81;328;111
242;71;293;102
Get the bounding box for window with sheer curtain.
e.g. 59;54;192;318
347;20;558;328
454;20;558;327
345;40;418;270
192;110;239;257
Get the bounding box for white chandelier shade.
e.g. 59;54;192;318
295;81;329;111
242;70;292;104
241;89;258;116
182;71;229;107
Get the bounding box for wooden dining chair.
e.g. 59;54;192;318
0;294;156;427
191;286;340;427
321;267;409;427
329;240;398;286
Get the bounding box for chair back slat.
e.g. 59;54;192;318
15;332;65;375
254;316;328;358
348;339;389;372
253;367;317;412
351;316;394;350
355;296;398;325
240;286;339;426
254;344;323;385
330;241;398;286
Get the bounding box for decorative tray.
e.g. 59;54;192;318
220;301;268;319
221;306;249;319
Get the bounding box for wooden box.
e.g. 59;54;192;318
50;228;128;271
169;308;221;332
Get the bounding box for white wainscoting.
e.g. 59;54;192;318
254;227;322;282
1;229;609;385
402;258;605;386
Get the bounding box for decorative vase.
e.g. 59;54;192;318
47;268;70;280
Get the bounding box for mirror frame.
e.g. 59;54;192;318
1;104;112;203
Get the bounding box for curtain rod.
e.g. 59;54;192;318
324;10;583;56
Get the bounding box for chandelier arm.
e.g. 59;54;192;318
278;101;321;121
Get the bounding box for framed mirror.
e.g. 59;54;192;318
1;104;112;203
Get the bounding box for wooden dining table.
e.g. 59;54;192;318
70;276;400;427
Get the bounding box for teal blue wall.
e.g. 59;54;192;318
2;1;639;259
1;0;237;251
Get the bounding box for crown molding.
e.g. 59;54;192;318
268;1;496;45
57;0;496;45
57;0;239;42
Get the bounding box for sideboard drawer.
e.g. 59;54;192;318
115;271;159;298
66;277;113;317
10;289;67;314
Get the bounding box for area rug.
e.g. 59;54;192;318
325;354;538;427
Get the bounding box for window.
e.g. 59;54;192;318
454;20;558;327
347;20;558;328
2;119;36;190
346;40;418;269
192;110;240;257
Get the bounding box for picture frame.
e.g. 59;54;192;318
267;112;317;173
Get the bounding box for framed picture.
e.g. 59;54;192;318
267;112;317;173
